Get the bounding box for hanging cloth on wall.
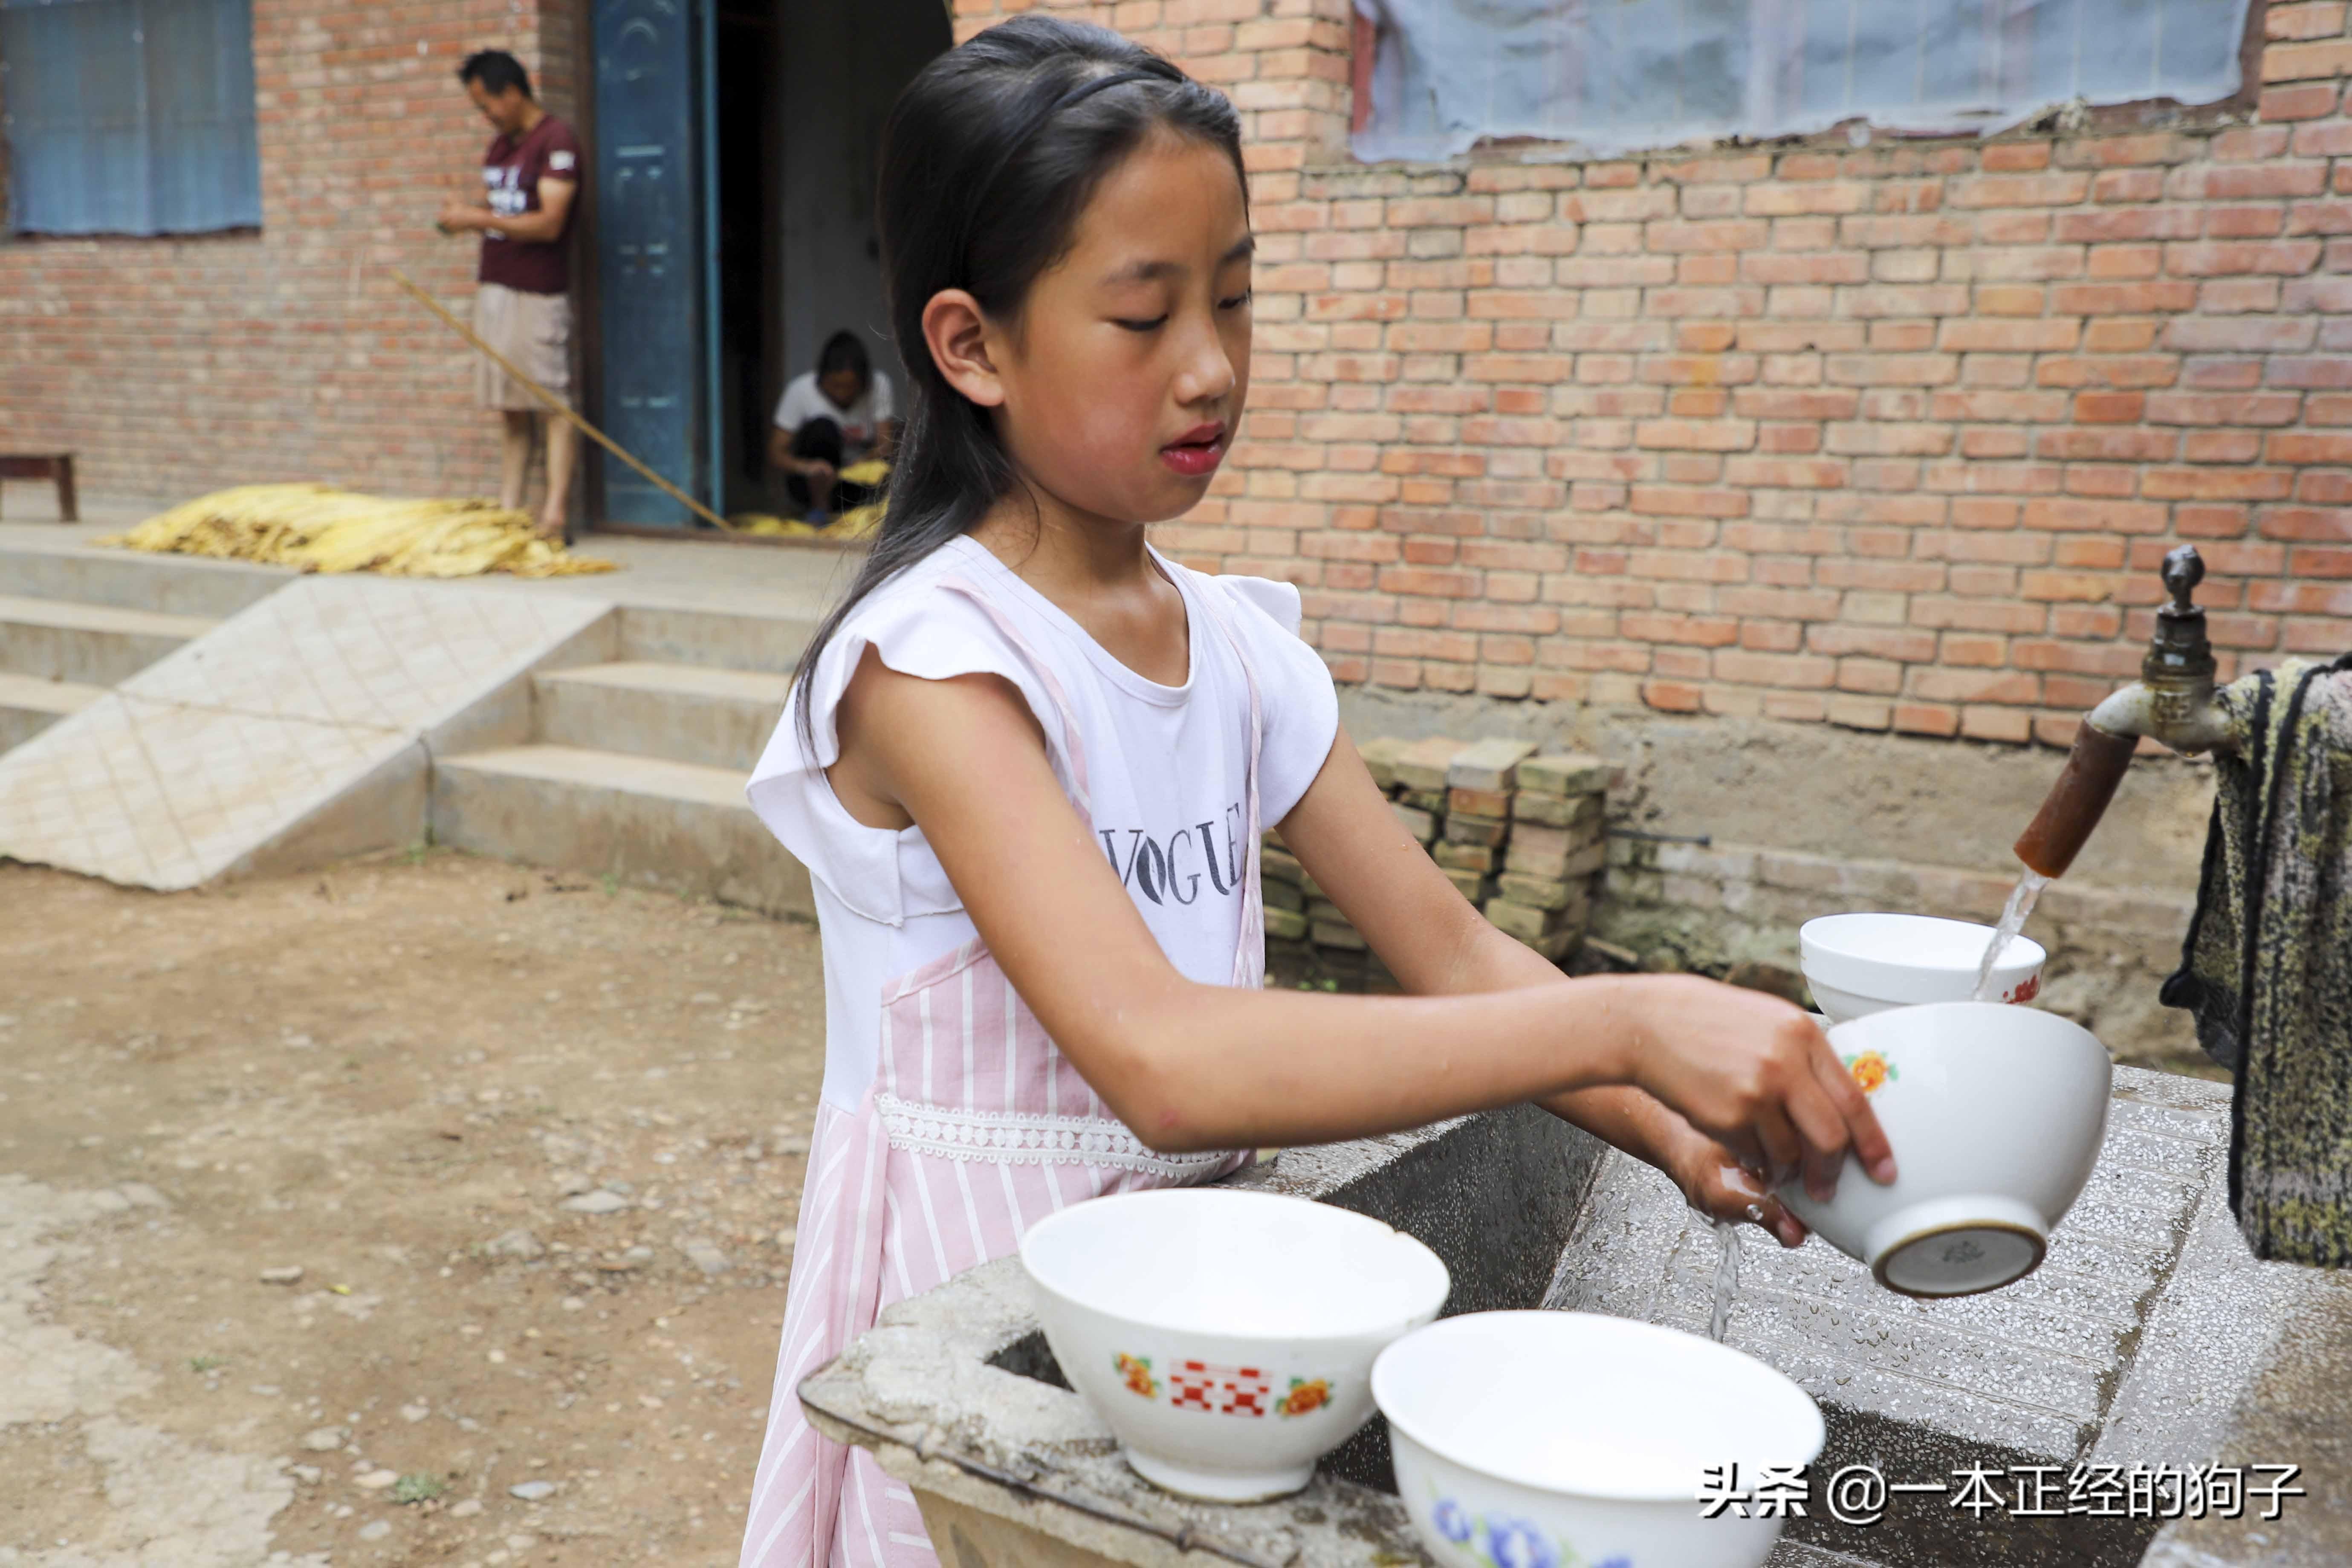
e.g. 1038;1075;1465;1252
2164;654;2352;1268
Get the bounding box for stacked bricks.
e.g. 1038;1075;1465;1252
1263;733;1471;954
1259;837;1323;947
1491;752;1613;962
1264;735;1611;970
1433;737;1526;908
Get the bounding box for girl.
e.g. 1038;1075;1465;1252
739;20;1893;1567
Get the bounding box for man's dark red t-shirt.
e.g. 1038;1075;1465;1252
479;113;583;295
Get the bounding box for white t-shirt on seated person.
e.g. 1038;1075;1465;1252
772;370;896;462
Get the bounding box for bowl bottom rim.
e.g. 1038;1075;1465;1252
1872;1213;2048;1298
1123;1446;1317;1504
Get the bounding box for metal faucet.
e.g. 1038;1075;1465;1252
2013;546;2232;879
2083;547;2233;754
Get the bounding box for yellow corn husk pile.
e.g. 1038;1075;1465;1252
721;459;891;542
723;505;884;541
98;484;619;578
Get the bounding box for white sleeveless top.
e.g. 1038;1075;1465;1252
745;534;1341;1112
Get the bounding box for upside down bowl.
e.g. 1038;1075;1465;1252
1779;1001;2112;1297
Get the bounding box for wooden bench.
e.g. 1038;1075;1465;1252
0;453;77;522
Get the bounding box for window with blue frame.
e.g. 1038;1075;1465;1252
0;0;260;235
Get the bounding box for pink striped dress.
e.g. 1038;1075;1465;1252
738;559;1293;1568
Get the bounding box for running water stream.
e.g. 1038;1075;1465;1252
1973;868;2050;1001
1710;1220;1742;1342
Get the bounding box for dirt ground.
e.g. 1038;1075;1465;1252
0;850;830;1568
0;842;2228;1568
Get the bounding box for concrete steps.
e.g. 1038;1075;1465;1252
536;661;788;772
431;743;810;918
0;536;286;619
0;579;619;892
0;671;104;751
0;595;219;689
430;601;814;917
617;604;821;675
0;535;287;756
0;529;818;916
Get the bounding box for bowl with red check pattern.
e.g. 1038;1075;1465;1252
1020;1186;1449;1502
1374;1311;1824;1568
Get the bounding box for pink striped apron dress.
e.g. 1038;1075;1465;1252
740;572;1268;1568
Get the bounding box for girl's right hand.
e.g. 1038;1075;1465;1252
1617;975;1896;1203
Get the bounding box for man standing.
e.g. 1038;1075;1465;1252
438;50;582;541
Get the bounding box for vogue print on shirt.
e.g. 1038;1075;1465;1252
1099;802;1247;906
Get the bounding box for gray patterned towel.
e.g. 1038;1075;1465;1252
2162;654;2352;1267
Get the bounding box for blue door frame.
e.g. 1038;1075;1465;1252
591;0;724;526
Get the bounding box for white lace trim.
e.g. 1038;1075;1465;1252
874;1096;1233;1177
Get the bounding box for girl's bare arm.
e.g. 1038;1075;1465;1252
837;652;1890;1181
1274;731;1873;1219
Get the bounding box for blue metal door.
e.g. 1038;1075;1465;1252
594;0;709;525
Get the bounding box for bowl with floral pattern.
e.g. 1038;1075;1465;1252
1373;1311;1823;1568
1020;1186;1449;1502
1777;1001;2112;1297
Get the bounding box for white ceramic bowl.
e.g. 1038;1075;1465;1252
1020;1187;1449;1502
1779;1001;2112;1297
1374;1311;1824;1568
1799;911;2045;1024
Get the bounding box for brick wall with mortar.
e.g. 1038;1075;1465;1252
7;0;2342;734
0;0;583;507
1001;0;2352;752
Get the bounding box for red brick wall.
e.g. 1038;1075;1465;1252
0;0;582;507
950;0;2352;746
7;0;2349;751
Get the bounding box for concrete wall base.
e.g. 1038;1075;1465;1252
1336;688;2221;1071
909;1489;1135;1568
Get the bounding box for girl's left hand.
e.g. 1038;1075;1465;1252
1653;1121;1811;1250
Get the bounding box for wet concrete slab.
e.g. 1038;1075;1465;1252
1548;1068;2335;1566
2138;1272;2352;1567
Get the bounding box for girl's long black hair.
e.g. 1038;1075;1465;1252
790;16;1246;753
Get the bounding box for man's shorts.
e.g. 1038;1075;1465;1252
474;283;572;411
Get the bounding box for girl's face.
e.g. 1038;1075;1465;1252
970;132;1253;528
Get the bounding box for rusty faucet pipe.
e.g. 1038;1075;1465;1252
2013;547;2233;879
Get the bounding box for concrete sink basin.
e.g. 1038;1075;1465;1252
794;1070;2350;1568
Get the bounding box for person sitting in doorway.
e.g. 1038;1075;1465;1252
768;331;897;525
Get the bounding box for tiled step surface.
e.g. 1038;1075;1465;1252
430;743;811;919
535;661;789;773
0;595;218;686
0;671;104;752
